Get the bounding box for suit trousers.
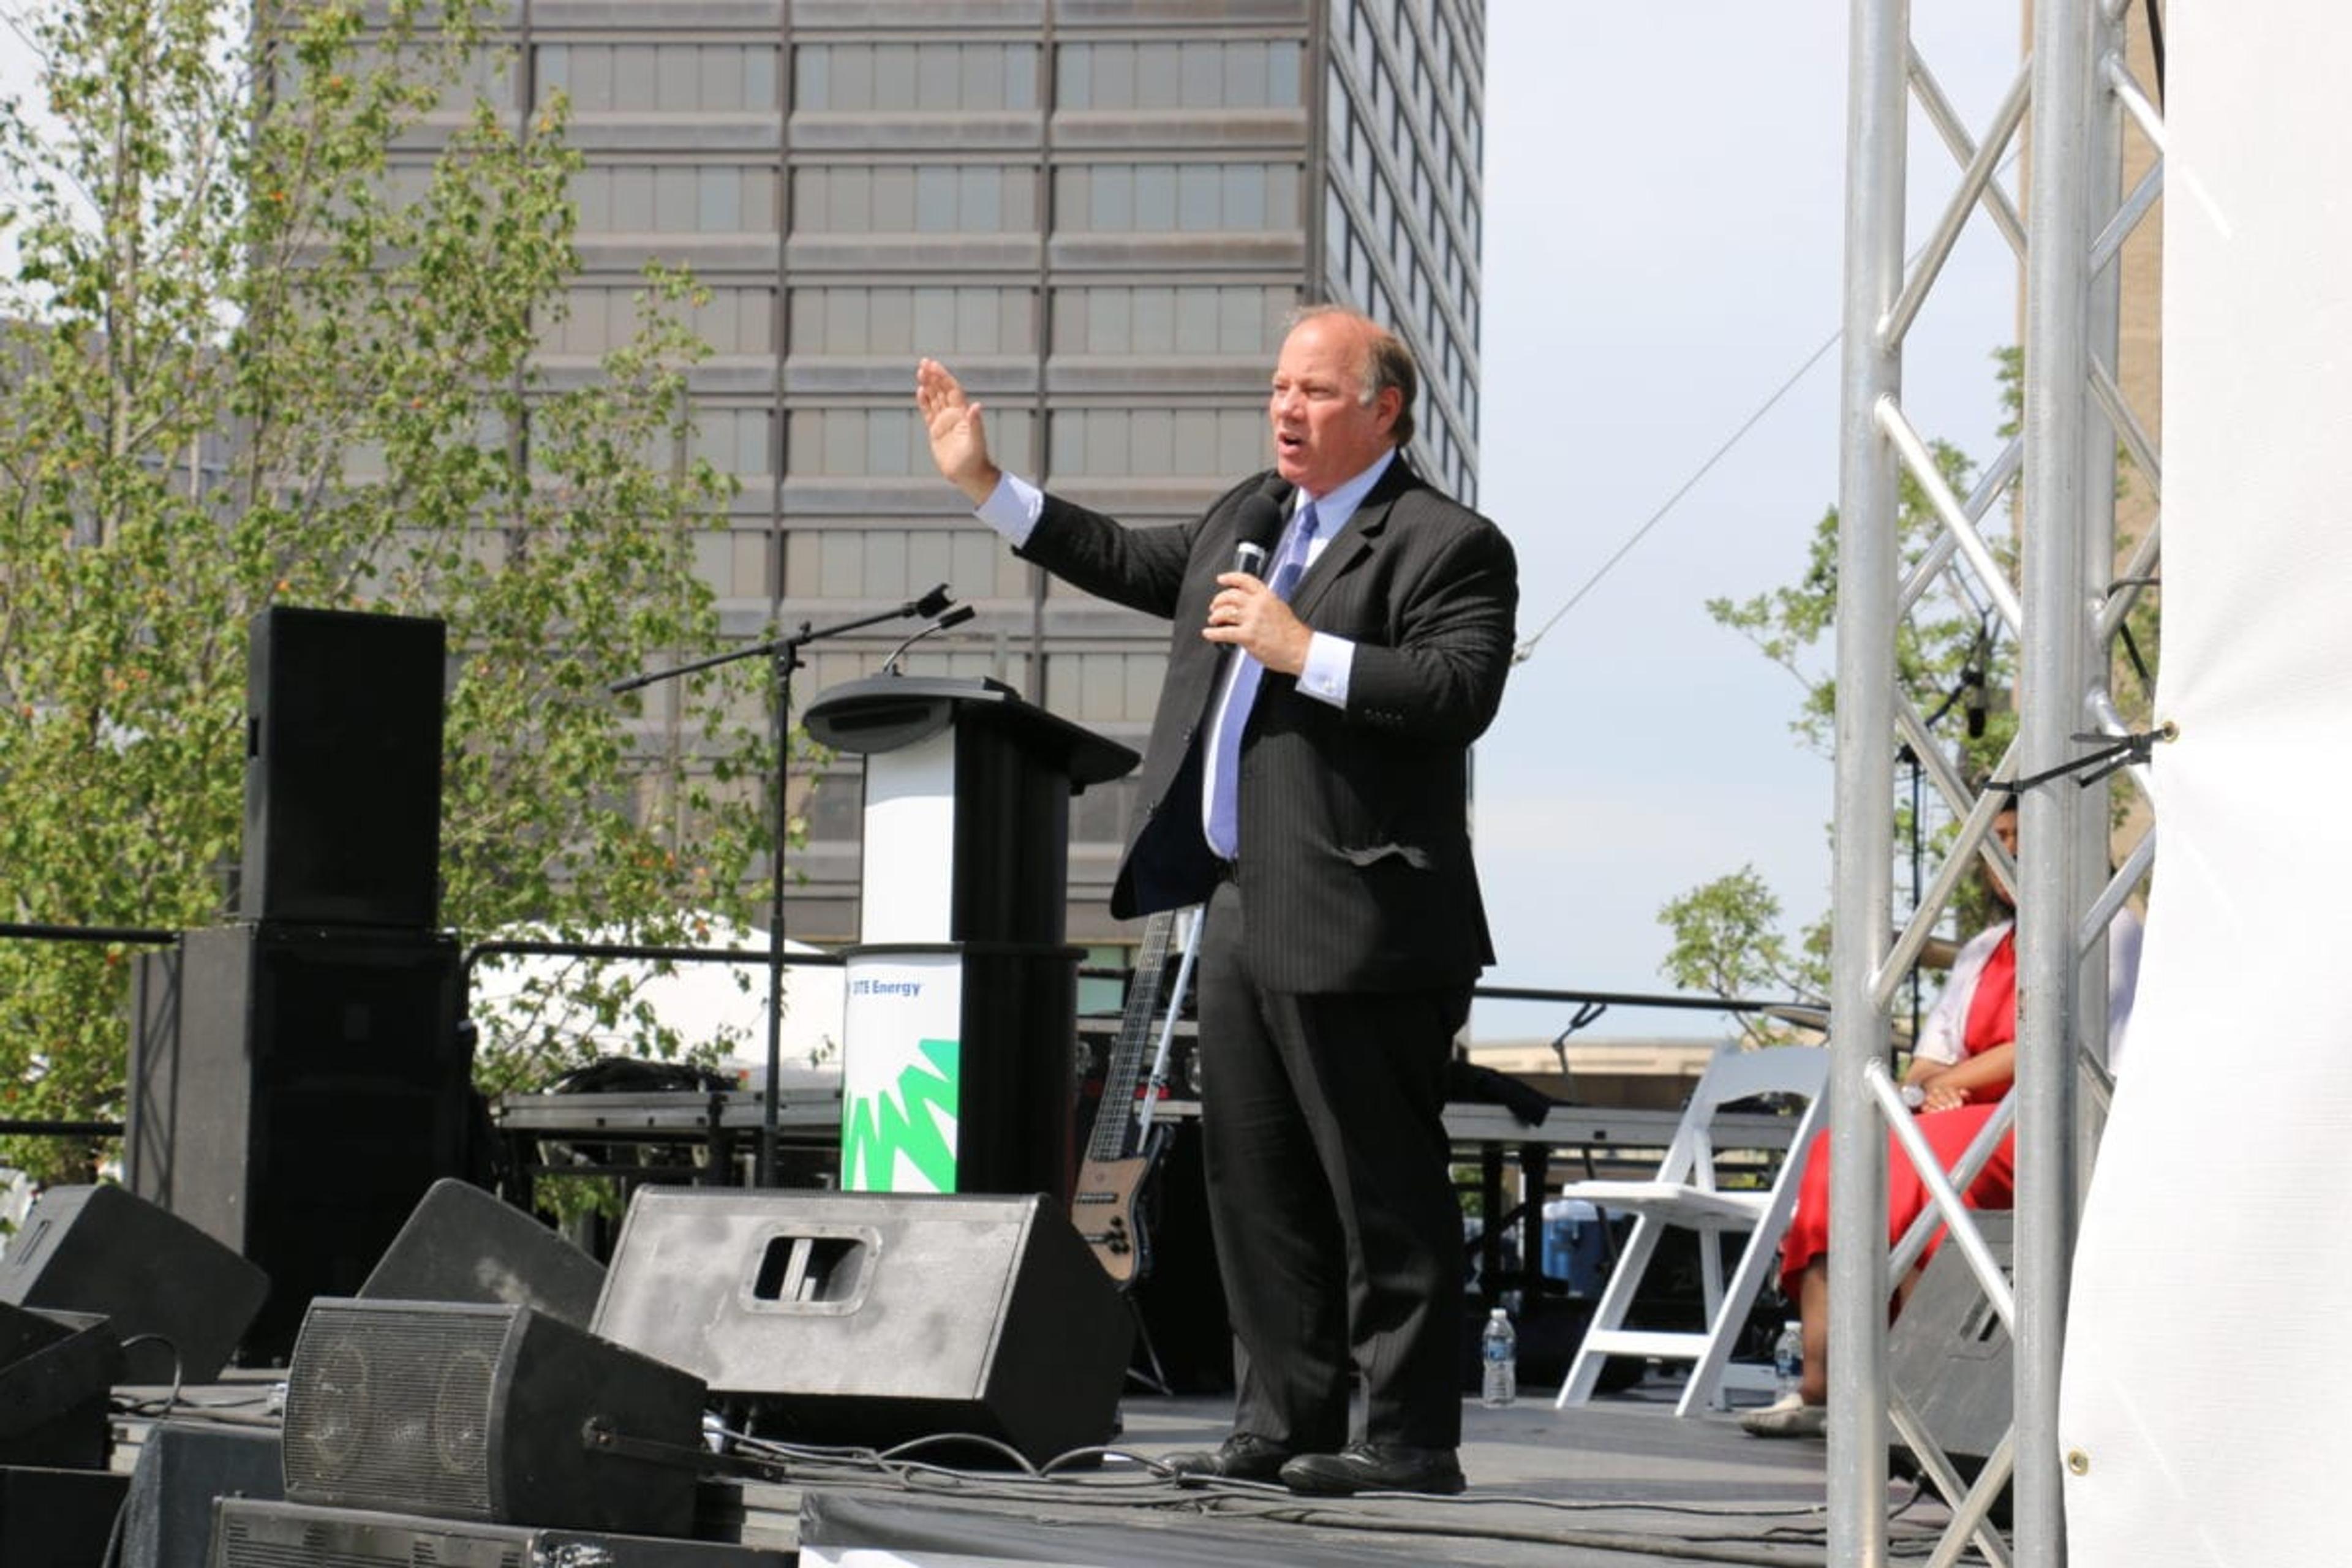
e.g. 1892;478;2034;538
1195;878;1468;1452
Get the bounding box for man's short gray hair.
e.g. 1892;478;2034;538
1288;303;1419;448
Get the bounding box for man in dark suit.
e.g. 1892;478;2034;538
916;306;1516;1496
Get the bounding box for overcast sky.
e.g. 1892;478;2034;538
1468;2;2026;1044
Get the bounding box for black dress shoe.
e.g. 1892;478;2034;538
1278;1442;1466;1497
1161;1433;1294;1482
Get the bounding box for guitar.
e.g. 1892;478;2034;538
1071;908;1186;1287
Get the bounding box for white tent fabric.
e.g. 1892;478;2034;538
2060;7;2352;1559
469;914;844;1080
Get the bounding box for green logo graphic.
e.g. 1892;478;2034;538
840;1036;961;1193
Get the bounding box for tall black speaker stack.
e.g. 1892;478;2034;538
127;606;470;1362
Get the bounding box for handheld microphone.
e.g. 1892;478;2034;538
1229;483;1289;578
881;603;977;676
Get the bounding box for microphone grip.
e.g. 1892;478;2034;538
1232;542;1270;578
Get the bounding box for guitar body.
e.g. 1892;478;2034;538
1073;910;1189;1288
1069;1128;1167;1287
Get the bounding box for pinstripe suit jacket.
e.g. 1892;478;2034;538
1018;457;1518;994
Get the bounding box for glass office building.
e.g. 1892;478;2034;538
477;0;1484;943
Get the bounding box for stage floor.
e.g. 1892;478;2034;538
709;1378;1983;1567
123;1371;1988;1565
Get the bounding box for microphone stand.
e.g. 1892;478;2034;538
611;586;956;1186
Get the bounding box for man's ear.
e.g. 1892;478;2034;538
1374;385;1404;432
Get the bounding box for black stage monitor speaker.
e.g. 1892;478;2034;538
120;1423;284;1568
127;923;472;1360
209;1498;790;1568
591;1189;1131;1466
1890;1208;2014;1516
0;1302;121;1469
360;1178;606;1330
0;1183;266;1385
0;1464;132;1564
282;1298;706;1537
243;604;447;930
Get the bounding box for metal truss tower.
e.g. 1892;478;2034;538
1830;2;2163;1564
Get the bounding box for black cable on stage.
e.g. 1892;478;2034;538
107;1332;185;1419
707;1414;1982;1562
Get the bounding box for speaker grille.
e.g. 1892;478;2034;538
278;1298;704;1537
282;1302;502;1520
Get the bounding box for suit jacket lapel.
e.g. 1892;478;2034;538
1291;454;1419;621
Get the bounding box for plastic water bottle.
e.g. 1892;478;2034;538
1773;1319;1804;1400
1480;1306;1517;1408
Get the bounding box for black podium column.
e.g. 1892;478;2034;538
802;677;1136;1202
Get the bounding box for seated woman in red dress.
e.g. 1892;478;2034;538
1741;802;2139;1437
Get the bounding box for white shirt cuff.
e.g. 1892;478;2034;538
974;471;1043;547
1297;633;1354;708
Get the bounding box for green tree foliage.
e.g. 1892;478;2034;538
1659;352;2024;1021
1704;432;2018;772
1657;868;1830;1049
0;0;777;1178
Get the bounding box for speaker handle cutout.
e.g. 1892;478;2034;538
745;1226;880;1315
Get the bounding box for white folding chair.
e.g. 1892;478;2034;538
1552;1042;1830;1416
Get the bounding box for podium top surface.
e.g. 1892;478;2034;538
802;675;1137;788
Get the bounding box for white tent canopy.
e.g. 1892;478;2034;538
468;913;844;1084
2060;6;2352;1559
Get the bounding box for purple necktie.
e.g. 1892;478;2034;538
1205;501;1318;861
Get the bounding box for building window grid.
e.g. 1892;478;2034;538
1323;179;1477;479
548;285;776;357
1337;0;1483;251
1050;284;1292;358
785;406;1035;479
572;165;776;235
1033;649;1169;726
1321;77;1480;453
1322;46;1482;370
1049;407;1268;479
500;9;1487;922
536;42;778;113
784;527;1031;605
1055;39;1303;111
793;42;1040;113
543;26;1479;590
793;164;1040;235
787;286;1038;357
1052;162;1301;236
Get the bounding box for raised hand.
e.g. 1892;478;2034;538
915;358;1002;505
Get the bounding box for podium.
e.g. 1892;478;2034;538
802;677;1137;1200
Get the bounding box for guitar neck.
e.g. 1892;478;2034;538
1085;908;1180;1163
